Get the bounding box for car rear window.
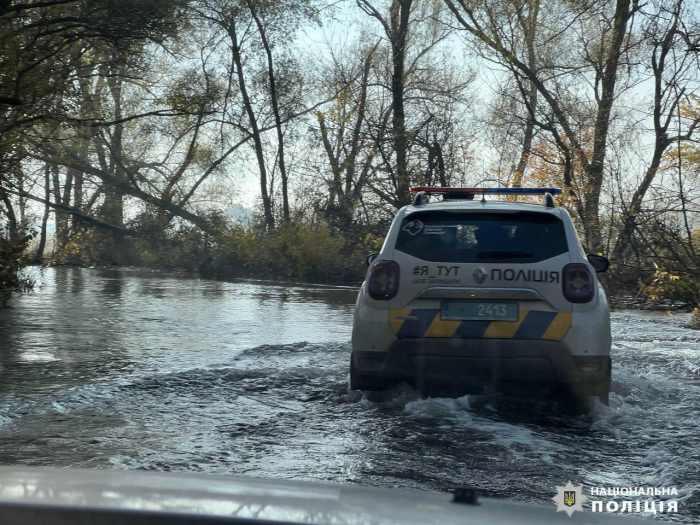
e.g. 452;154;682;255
394;211;569;263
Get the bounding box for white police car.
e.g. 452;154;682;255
351;187;612;404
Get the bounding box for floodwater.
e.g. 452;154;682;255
0;267;698;521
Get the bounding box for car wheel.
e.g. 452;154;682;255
552;386;591;415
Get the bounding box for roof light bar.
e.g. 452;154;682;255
410;187;562;195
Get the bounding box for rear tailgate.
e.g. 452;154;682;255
388;209;572;340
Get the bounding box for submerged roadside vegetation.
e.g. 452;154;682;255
129;219;386;284
0;227;34;305
0;0;699;320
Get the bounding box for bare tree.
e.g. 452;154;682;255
316;41;381;225
611;0;700;259
357;0;414;206
443;0;643;252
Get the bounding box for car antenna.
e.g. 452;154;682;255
475;178;504;205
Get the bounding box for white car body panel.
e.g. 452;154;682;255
0;466;651;525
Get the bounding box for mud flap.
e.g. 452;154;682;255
349;356;391;392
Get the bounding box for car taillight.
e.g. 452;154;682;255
368;260;400;300
562;263;595;303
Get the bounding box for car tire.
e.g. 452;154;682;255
552;386;591;414
350;356;388;392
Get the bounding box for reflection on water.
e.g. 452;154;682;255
0;268;357;396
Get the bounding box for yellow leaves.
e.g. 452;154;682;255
679;143;700;179
659;97;700;178
63;239;81;257
641;267;700;313
679;94;700;120
692;308;700;329
506;170;524;201
653;269;680;281
323;89;363;127
526;140;567;188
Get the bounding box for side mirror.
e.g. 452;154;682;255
587;254;609;273
366;253;379;267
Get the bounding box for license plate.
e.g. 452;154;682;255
440;301;518;321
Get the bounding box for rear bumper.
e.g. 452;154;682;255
352;339;610;396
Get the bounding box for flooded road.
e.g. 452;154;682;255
0;267;699;521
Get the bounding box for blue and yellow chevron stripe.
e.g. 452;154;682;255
389;309;572;340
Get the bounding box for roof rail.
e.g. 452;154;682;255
410;187;562;207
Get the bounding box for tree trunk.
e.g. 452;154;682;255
249;3;289;223
73;72;92;220
101;73;128;264
390;0;413;206
53;166;72;252
513;0;539;187
0;188;18;241
611;3;683;260
228;19;275;230
16;167;26;226
611;139;668;260
513;87;536;187
583;0;635;252
34;163;51;263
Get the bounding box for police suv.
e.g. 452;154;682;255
351;187;612;403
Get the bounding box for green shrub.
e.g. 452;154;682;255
640;268;700;310
0;228;35;305
207;220;385;283
52;210;387;285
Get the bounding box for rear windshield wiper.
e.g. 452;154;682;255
477;251;535;259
